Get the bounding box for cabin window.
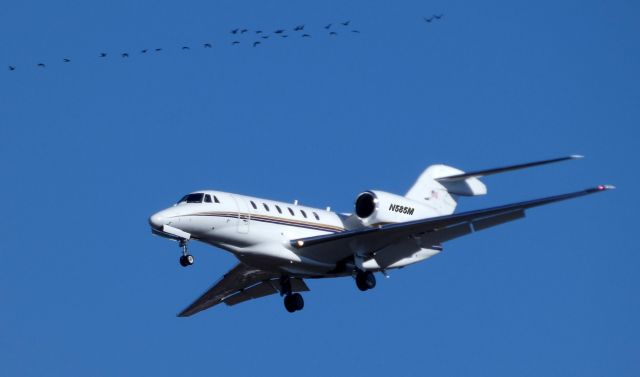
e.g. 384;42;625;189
275;205;282;214
300;210;307;218
250;201;257;209
288;207;295;216
204;194;212;203
214;196;220;203
263;203;270;212
313;212;320;220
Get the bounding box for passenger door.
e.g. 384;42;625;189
231;195;250;234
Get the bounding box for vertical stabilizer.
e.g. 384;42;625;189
405;164;486;216
406;156;582;216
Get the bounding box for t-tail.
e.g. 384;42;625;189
404;155;584;216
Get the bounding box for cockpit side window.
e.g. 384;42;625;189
214;196;220;203
204;194;212;203
179;193;205;203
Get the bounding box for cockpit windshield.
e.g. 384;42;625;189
178;193;205;204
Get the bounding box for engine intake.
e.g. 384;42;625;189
354;190;434;227
355;192;376;218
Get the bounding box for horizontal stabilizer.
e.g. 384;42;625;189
436;155;583;182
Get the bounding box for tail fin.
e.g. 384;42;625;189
405;155;583;216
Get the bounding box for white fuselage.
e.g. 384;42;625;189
150;190;351;275
150;189;445;278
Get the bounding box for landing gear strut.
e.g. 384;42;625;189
281;277;304;313
355;271;376;291
178;240;194;267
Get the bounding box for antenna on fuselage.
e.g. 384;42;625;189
294;200;299;205
326;206;331;211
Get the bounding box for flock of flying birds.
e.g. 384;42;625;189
6;15;443;72
228;20;359;48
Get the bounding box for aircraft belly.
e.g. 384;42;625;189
189;207;348;275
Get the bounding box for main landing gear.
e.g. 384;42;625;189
178;240;194;267
355;271;376;291
284;293;304;313
281;277;304;313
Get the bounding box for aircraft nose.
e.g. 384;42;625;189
149;212;166;229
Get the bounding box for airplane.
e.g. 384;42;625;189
148;155;613;316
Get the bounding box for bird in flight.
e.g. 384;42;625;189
424;16;434;23
434;14;443;19
341;20;350;26
302;34;311;38
121;53;129;58
8;65;15;71
204;43;212;48
231;28;239;34
232;41;240;45
324;23;332;29
274;29;285;34
329;31;337;36
182;46;190;50
253;41;261;47
261;35;269;39
100;52;107;57
241;29;248;33
351;30;360;33
281;34;288;38
155;48;163;52
141;49;148;53
294;25;305;31
63;58;71;62
255;30;263;34
37;63;46;68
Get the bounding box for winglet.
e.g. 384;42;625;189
597;184;615;190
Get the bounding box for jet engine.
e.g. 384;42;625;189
354;190;436;227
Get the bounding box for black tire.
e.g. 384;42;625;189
284;295;297;313
291;293;304;311
356;271;376;291
364;271;376;290
356;274;368;291
179;256;189;267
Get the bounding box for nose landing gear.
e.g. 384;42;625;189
178;240;194;267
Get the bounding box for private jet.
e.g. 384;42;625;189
148;155;613;316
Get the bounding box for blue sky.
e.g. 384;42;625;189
1;0;638;376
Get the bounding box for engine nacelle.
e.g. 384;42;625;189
354;190;437;227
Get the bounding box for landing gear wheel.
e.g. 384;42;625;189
179;254;194;267
284;293;304;312
356;271;376;291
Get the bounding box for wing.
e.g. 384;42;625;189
178;263;309;317
291;185;614;256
